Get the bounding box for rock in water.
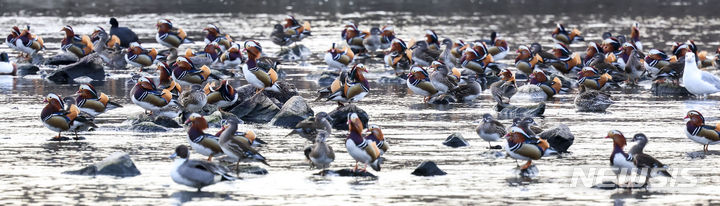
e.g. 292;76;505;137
651;82;691;97
510;85;548;103
130;122;168;132
429;94;456;104
47;53;105;84
443;133;469;148
538;124;575;153
411;161;447;176
271;96;314;128
277;44;311;62
227;85;280;123
495;102;545;119
154;115;182;128
328;104;369;130
574;90;613;112
44;53;78;66
63;152;141;177
320;169;376;177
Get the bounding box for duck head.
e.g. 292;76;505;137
585;42;602;60
44;93;64;109
553;43;571;58
530;68;548;82
204;42;220;54
390;38;408;53
647;49;669;61
156;19;173;33
76;84;98;99
605;130;626;148
136;76;157;90
366;124;384;141
552;23;566;35
244;40;262;60
409;66;429;80
228;43;241;53
350;63;368;82
578;67;599;78
481;113;494;123
516;45;531;62
203;24;220;36
175;56;195;70
60;25;75;38
671;42;689;57
91;26;106;41
494;39;507;48
602;37;620;53
347;112;363;134
630;22;640;40
285;15;299;27
621;42;636;56
631;133;647;142
184;113;208;130
128;42;143;54
499;68;515;82
10;26;20;37
381;25;394;36
170;145;189;159
685;110;705;126
425;30;438;44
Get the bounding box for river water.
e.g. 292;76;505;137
1;0;720;205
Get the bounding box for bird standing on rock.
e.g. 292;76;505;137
243;40;281;95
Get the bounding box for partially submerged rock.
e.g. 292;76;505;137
130;122;168;133
317;169;376;177
496;102;546;119
271;96;314;128
277;44;311;62
429;94;456;105
411;161;447;176
443;133;469;148
538;124;575;153
47;53;105;84
327;104;369;130
44;53;78;66
16;64;39;76
651;82;691;97
226;85;280;123
63;152;141;177
131;113;181;129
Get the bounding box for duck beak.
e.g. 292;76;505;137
169;153;177;159
604;135;610;139
184;119;192;125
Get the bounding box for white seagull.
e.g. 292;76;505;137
682;52;720;97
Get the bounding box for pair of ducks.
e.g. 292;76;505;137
171;116;266;191
476;115;548;170
606;131;671;188
40;84;122;140
406;62;481;103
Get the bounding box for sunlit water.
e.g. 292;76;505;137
2;3;720;205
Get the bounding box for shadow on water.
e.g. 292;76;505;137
170;191;232;204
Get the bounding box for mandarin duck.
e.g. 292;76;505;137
169;145;236;192
218;118;269;173
460;42;493;75
75;83;122;117
62;97;98;140
362;27;382;55
440;38;466;69
682;52;720;97
383;38;413;76
412;41;438;67
684;110;720;153
551;23;583;45
305;131;335;172
155;19;190;49
108;17;138;48
628;133;672;188
0;53;17;75
214;120;266;147
288;112;333;142
365;124;389;155
341;22;367;54
184;114;224;161
577;67;612;92
324;43;355;69
219;43;245;68
185;42;221;66
583;42;603;66
14;25;45;58
41;93;96;140
629;22;642;52
574;90;613;112
489;68;517;104
326;64;370;106
549;43;582;73
449;74;482;102
171;56;213;86
378;25;395;50
90;26;121;53
504;117;549;170
429;60;461;94
514;45;543;75
477;113;506;149
605;130;635;186
487;38;509;60
406;65;438;103
529;69;562;97
271;24;292;47
204;80;238;110
601;37;623;67
243;40;281;94
156;62;183;98
283;15;311;42
346;113;382;172
5;26;19;52
125;42;158;69
130;76;174;113
60;25;94;59
622;44;645;84
179;84;207;115
203;24;232;51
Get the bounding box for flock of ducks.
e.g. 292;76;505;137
0;15;718;191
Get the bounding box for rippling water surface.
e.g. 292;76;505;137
2;1;720;205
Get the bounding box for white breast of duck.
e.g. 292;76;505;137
346;135;372;164
611;152;634;175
